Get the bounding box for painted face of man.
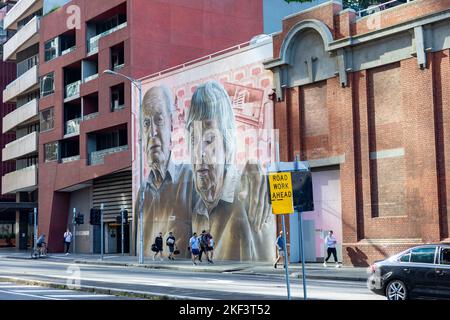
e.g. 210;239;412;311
190;120;225;207
143;88;172;168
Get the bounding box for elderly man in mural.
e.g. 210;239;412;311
186;80;276;262
134;85;195;258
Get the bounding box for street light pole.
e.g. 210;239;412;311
103;69;144;264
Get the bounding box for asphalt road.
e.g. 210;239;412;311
0;258;384;300
0;282;134;300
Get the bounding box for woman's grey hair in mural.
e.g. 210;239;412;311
185;80;236;166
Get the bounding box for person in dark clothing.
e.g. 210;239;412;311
153;232;164;261
166;231;176;261
198;230;211;263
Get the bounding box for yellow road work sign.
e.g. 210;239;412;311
269;172;294;214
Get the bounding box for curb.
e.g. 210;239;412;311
73;259;249;274
0;276;195;300
74;259;367;282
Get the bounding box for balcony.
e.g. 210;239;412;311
61;155;80;163
64;80;81;100
3;64;38;103
2;98;38;133
87;22;127;55
3;0;42;30
2;164;37;194
2;131;38;161
90;145;128;165
3;15;40;61
64;117;81;136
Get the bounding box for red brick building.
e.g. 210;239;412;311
36;0;263;252
264;0;450;266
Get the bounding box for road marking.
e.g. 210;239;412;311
45;294;112;298
0;285;40;288
205;280;235;284
13;289;71;293
0;288;63;300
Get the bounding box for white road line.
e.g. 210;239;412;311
12;289;72;293
0;288;63;300
45;294;112;298
0;285;40;289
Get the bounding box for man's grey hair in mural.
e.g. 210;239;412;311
186;80;276;262
134;84;194;258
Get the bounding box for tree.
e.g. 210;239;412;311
284;0;386;12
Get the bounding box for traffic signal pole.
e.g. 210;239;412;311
121;207;124;256
100;204;104;260
72;208;76;254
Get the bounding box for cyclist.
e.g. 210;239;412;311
36;234;47;256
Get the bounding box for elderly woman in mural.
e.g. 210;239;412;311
185;80;276;261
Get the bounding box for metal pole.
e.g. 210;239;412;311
138;82;144;264
275;130;291;300
33;208;37;252
281;215;291;300
100;203;104;260
299;210;307;300
72;208;76;254
295;155;308;300
121;207;124;256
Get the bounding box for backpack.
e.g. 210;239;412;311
151;243;158;252
200;234;208;248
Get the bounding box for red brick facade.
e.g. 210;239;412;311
269;0;449;266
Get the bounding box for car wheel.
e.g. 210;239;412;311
386;280;408;300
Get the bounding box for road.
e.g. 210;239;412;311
0;282;134;300
0;258;384;300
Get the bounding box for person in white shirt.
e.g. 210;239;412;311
189;232;201;266
323;230;340;268
63;229;73;255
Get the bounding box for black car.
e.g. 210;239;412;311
368;244;450;300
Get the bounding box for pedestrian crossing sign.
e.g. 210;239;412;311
268;172;294;214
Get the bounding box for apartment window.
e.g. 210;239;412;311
45;38;59;62
40;72;55;97
111;84;125;111
40;108;54;132
111;43;124;70
44;142;58;163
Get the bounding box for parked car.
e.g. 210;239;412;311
368;244;450;300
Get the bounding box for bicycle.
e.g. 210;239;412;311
31;243;48;259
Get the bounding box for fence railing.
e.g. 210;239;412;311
65;80;81;99
88;22;127;54
357;0;413;18
90;145;128;165
65;117;81;135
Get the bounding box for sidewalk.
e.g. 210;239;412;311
0;250;370;282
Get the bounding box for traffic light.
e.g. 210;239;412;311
90;208;101;225
76;214;84;225
122;210;128;224
116;215;121;224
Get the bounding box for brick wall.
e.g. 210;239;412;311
273;53;448;266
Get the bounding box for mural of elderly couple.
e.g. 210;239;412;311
133;43;278;262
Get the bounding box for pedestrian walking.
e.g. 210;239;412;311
323;230;340;268
198;230;209;263
274;231;286;269
153;232;164;261
207;234;214;264
189;232;200;265
63;229;73;255
166;231;176;261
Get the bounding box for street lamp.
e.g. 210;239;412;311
103;69;144;264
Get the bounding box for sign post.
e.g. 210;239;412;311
268;171;294;300
121;206;125;256
72;208;76;254
100;204;104;260
295;156;308;300
33;208;37;253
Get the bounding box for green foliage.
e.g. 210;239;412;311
283;0;385;11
